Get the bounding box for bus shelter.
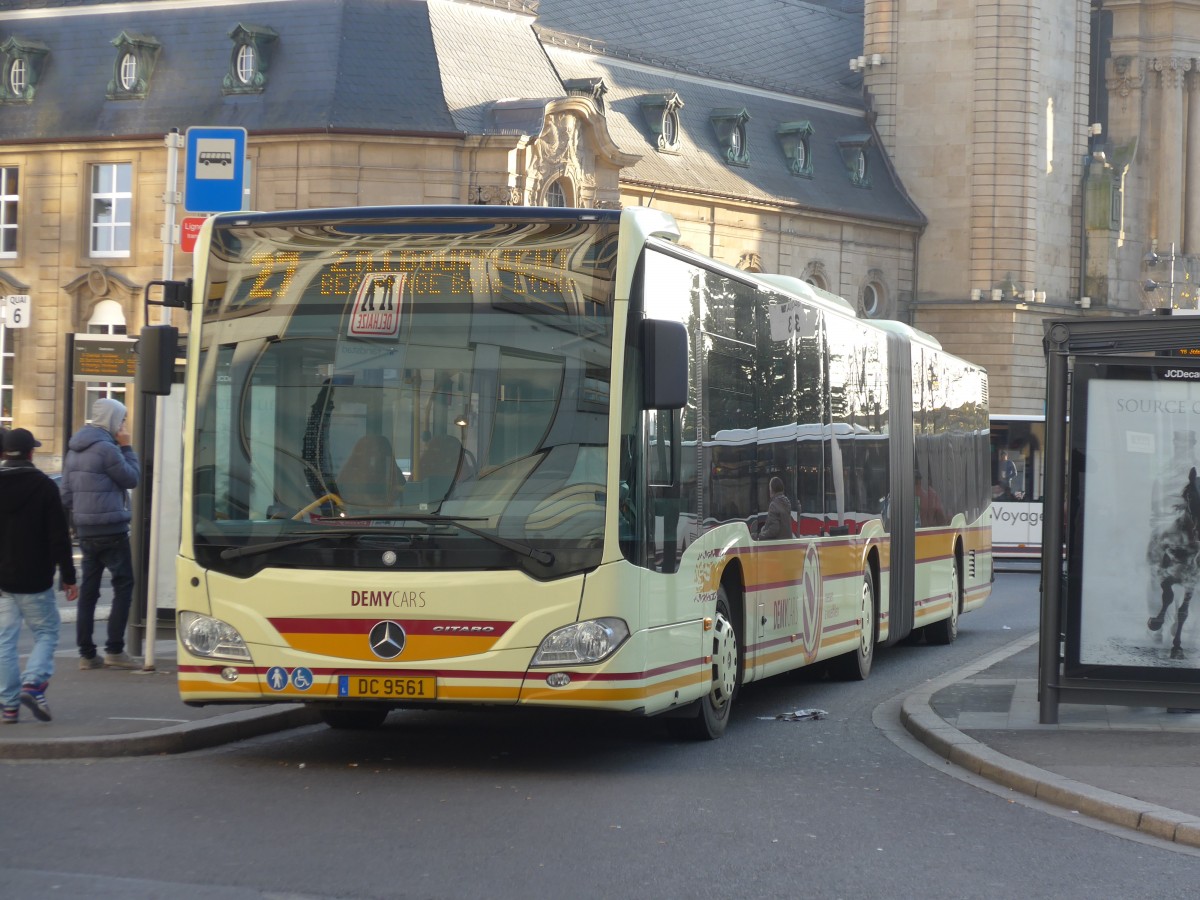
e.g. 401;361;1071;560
1041;313;1200;722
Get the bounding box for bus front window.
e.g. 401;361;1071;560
191;214;617;578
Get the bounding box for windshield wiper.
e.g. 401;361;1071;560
218;530;372;560
346;513;555;566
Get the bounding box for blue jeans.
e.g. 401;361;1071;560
0;588;60;709
77;533;135;658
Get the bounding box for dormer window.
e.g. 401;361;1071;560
837;134;873;187
638;91;684;153
710;108;751;166
0;36;50;103
223;24;277;95
777;121;814;177
106;32;160;100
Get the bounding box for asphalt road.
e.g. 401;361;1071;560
3;572;1199;899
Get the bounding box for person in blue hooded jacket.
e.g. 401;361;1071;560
60;398;141;669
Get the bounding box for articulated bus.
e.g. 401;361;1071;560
158;205;991;739
989;414;1045;561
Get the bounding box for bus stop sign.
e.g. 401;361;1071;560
184;126;246;213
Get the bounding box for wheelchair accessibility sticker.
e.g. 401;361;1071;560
290;667;314;691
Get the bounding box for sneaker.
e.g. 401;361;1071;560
1;706;17;724
104;652;142;669
19;683;51;722
79;655;104;670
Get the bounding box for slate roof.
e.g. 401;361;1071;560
535;0;865;107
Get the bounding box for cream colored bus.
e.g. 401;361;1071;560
155;205;991;739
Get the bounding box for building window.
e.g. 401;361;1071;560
119;52;138;91
0;36;49;103
837;135;873;188
90;163;132;258
0;167;17;257
107;32;160;100
710;108;751;166
860;272;889;318
8;58;25;96
224;24;277;95
861;282;880;317
235;44;256;85
545;179;568;208
85;299;128;412
662;109;678;147
638;91;684;154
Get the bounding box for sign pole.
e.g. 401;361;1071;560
140;128;184;671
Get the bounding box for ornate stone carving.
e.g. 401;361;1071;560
527;111;597;205
1152;56;1192;91
1106;56;1144;99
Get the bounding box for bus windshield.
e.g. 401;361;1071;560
191;212;618;578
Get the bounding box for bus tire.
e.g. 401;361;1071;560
318;707;389;730
924;556;961;645
668;585;740;741
831;566;876;680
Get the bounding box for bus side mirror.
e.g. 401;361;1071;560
137;325;179;396
640;318;688;410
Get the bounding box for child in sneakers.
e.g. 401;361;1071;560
0;428;78;723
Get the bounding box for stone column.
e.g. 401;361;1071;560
1187;67;1200;255
1154;57;1189;247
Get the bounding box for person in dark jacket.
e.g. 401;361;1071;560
756;476;795;540
60;398;141;669
0;428;78;724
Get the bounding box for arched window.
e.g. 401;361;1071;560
235;44;256;86
545;179;568;208
119;53;138;91
8;58;25;97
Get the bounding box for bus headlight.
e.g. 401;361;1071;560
531;618;629;666
179;612;253;662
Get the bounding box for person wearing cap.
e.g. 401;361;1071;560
0;427;79;724
60;398;141;669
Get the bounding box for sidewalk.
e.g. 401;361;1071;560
0;619;318;759
902;631;1200;850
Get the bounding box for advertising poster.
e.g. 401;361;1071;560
1068;359;1200;679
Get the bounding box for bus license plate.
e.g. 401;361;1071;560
338;676;436;699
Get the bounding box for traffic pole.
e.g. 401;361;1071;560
141;128;183;672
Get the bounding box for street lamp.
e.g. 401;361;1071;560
1143;242;1191;308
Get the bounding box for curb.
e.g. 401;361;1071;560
900;632;1200;849
0;704;322;760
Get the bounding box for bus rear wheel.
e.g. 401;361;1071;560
319;706;390;730
924;556;961;645
668;585;740;741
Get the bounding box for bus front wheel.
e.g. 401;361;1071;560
668;585;740;741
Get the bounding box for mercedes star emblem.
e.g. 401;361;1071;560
368;620;407;659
